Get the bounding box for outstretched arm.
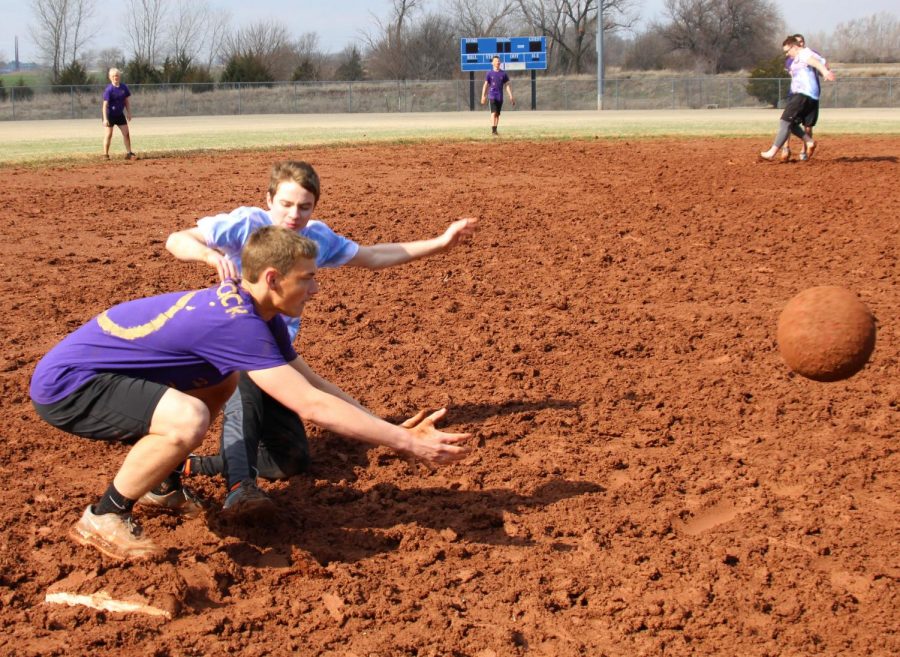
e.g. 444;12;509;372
290;353;369;413
347;217;479;270
165;227;238;281
248;364;472;466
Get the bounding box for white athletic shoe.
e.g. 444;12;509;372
70;506;162;560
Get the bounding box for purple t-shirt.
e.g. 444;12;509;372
103;83;131;117
30;281;296;404
485;70;509;101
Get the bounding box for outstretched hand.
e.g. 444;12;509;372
399;408;472;467
441;217;479;250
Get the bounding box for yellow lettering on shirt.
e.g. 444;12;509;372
97;291;198;340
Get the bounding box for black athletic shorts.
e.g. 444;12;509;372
106;114;127;126
490;99;503;115
781;93;818;128
32;373;167;443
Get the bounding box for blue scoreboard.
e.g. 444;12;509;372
460;36;547;72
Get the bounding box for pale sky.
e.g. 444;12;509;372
1;0;896;65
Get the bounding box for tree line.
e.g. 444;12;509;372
24;0;900;87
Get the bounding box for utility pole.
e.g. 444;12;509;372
596;3;604;110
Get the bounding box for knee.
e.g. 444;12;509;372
163;398;209;451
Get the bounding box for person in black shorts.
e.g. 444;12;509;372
30;227;472;560
102;68;136;160
481;56;515;136
760;36;834;162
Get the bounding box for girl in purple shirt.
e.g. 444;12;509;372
102;67;136;160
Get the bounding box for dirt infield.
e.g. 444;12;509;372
0;137;897;656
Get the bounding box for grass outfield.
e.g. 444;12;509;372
0;108;898;165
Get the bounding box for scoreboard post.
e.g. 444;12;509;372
460;36;547;111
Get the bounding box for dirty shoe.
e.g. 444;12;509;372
70;505;162;560
139;486;205;518
222;479;276;517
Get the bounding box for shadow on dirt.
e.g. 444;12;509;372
208;477;602;566
832;155;897;163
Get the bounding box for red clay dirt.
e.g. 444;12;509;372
0;137;897;656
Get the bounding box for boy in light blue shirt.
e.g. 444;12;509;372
166;161;478;514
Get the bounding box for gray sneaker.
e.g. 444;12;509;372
139;486;205;518
222;480;276;517
70;505;162;560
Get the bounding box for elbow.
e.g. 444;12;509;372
164;233;180;257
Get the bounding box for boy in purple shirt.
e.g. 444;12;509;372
102;68;136;160
481;56;516;136
166;161;479;514
30;227;471;560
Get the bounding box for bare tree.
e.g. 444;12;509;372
363;0;425;79
168;0;208;62
823;12;900;63
29;0;98;79
201;7;231;69
662;0;781;73
221;21;295;80
446;0;517;36
515;0;637;74
127;0;167;65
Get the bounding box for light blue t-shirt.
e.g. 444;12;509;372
789;48;827;100
197;207;359;338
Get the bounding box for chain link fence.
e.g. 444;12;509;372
0;76;897;120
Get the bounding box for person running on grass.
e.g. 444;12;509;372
30;227;472;560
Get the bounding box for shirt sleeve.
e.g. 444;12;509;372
103;86;111;101
197;207;268;255
302;220;359;268
122;84;131;98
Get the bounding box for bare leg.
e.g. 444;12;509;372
103;125;114;156
119;124;133;154
112;375;237;499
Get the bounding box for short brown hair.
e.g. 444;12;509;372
267;161;321;203
783;36;801;48
241;226;318;283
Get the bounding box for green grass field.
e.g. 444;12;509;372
0;108;898;165
0;71;45;87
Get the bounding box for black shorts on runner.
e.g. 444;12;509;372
107;114;127;126
781;94;818;128
32;373;167;443
490;99;503;115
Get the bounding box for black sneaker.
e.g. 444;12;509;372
125;152;137;160
222;480;276;516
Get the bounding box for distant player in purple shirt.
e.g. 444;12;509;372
481;56;516;136
761;36;834;163
102;68;136;160
166;161;479;514
30;227;472;560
